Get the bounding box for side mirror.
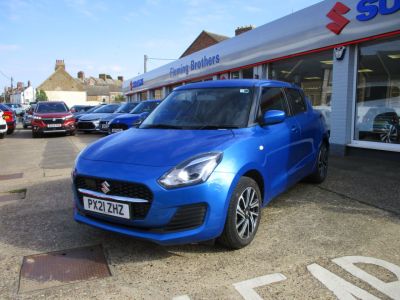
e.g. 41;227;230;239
263;110;286;125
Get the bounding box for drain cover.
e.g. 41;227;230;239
19;245;111;293
0;173;23;180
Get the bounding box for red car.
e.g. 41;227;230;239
0;103;16;134
31;101;76;138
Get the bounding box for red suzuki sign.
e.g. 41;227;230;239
326;2;351;35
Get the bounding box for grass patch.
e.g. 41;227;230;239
8;188;27;194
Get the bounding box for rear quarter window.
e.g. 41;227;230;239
286;88;307;115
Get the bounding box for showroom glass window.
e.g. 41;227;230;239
269;50;333;126
355;37;400;145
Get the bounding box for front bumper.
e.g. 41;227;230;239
77;120;100;132
32;122;75;134
73;158;236;245
0;124;7;133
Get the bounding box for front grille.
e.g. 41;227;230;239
165;204;207;232
77;122;95;130
42;118;63;124
110;123;128;130
0;125;6;130
75;175;153;219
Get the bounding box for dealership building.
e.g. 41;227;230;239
123;0;400;156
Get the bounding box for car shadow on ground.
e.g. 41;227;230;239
0;178;229;266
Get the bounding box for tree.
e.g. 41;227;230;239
114;94;125;103
36;89;48;101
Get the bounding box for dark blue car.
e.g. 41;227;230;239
108;100;161;134
72;80;329;249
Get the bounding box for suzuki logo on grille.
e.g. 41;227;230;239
101;181;111;194
326;2;351;35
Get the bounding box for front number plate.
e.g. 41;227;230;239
83;196;130;219
47;124;62;128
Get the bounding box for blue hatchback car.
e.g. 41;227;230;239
72;80;329;249
108;100;161;134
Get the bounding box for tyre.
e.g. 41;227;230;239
218;177;262;250
7;128;14;134
32;131;40;138
23;124;27;129
70;130;76;136
307;142;329;184
0;133;5;139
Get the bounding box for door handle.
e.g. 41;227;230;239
291;126;299;133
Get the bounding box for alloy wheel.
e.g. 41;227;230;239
380;125;398;143
236;187;260;239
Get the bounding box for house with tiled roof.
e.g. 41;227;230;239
180;31;229;58
76;72;123;103
37;60;124;106
37;60;87;107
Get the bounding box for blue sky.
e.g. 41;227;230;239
0;0;322;90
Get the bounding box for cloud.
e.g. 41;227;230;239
64;0;107;19
0;44;20;52
243;5;262;13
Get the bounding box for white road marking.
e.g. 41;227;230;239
233;273;287;300
333;256;400;300
172;295;191;300
308;263;379;300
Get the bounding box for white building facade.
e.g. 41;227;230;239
124;0;400;156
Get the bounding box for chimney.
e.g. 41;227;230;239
106;74;112;79
235;25;255;36
77;71;85;80
118;76;124;82
55;59;65;71
99;73;106;81
27;80;31;87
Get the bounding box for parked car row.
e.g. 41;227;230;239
19;100;160;138
75;100;161;134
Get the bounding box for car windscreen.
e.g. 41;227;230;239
130;102;160;114
115;102;139;113
0;104;11;111
140;88;254;129
92;104;120;113
35;102;69;113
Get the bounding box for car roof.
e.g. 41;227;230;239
174;79;297;91
37;101;66;105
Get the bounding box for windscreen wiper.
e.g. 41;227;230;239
142;124;185;129
197;125;240;130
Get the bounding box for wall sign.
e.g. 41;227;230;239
170;54;220;78
130;78;144;90
327;0;400;35
357;0;400;21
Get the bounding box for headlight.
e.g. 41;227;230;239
158;152;223;189
63;115;73;120
33;116;42;120
132;119;142;127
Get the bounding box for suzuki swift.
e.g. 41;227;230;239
72;80;329;249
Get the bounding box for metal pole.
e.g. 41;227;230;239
144;55;148;73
